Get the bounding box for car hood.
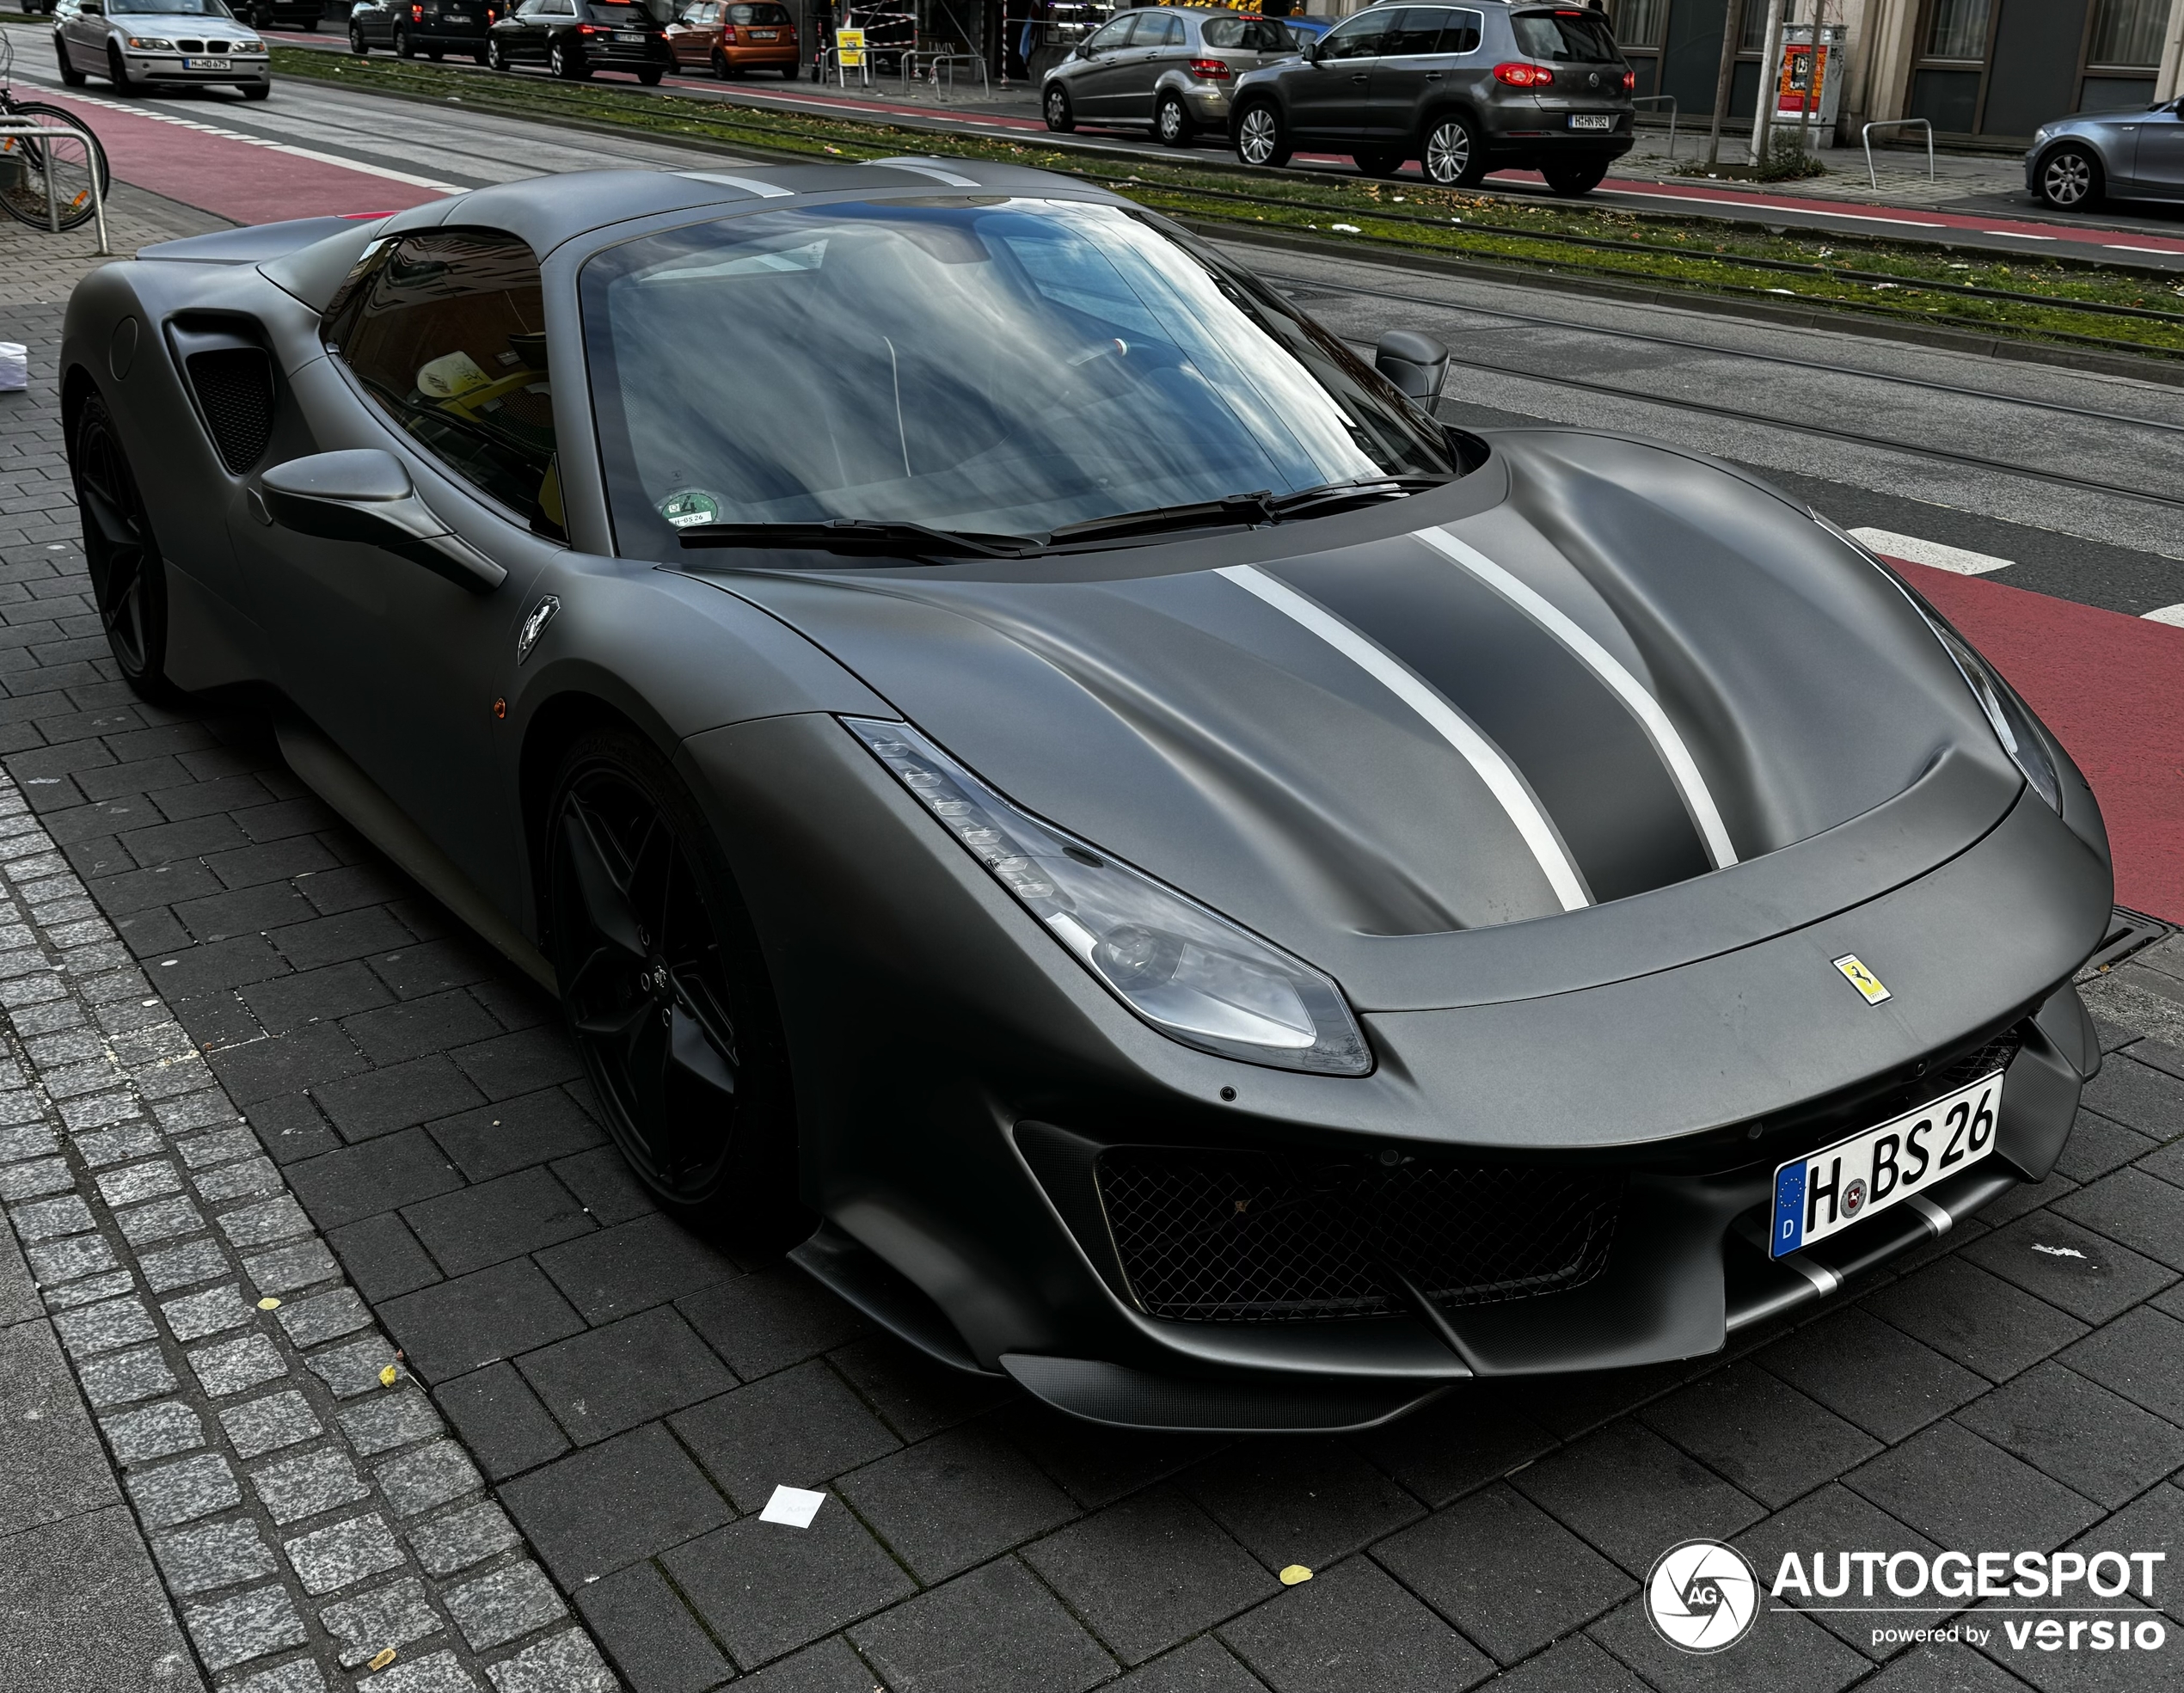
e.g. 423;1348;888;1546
105;13;260;32
702;432;2032;1011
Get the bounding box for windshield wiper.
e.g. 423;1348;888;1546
676;519;1036;559
1043;492;1276;548
1263;474;1455;519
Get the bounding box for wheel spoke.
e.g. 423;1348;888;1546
78;470;139;551
559;802;648;960
666;1002;738;1103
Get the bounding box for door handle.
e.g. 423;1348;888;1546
1425;71;1442;79
1350;73;1367;83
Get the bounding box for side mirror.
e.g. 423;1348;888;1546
1375;330;1449;404
257;450;506;593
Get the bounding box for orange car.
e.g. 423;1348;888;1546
663;0;798;77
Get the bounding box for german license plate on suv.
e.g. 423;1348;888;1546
1770;1068;2003;1257
1569;114;1615;131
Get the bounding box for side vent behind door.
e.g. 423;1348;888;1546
185;346;276;475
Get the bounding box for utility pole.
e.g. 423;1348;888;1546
1705;0;1747;166
1792;0;1828;160
1748;0;1788;167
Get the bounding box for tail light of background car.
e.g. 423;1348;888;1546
1188;57;1231;80
721;23;736;40
1494;61;1555;87
411;5;422;18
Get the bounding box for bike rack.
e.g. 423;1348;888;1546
1631;95;1678;161
1861;118;1934;192
0;117;109;254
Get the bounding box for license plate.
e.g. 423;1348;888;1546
1569;113;1615;131
186;56;232;68
1771;1069;2003;1257
614;30;641;42
750;28;776;36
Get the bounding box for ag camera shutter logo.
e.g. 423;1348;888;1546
1646;1540;1761;1653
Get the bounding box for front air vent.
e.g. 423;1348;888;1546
185;346;275;475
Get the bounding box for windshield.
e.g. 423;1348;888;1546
109;0;235;14
1512;9;1622;62
584;198;1459;559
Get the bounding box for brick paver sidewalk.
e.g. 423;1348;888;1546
6;185;2184;1693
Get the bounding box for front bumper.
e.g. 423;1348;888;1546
682;711;2108;1432
130;54;272;83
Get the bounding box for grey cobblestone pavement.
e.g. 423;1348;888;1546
9;190;2184;1693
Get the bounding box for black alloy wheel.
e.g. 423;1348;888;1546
71;394;174;699
348;21;367;53
1421;113;1486;186
1352;147;1406;179
1044;83;1073;132
2039;144;2101;210
488;35;510;69
1235;100;1290;167
549;36;588;78
547;730;806;1243
1541;159;1609;197
1156;90;1193;146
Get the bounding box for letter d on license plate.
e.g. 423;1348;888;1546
1770;1069;2003;1257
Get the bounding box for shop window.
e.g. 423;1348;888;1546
1923;0;1993;60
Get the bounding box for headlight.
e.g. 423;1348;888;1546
1813;512;2062;812
126;34;175;47
847;718;1371;1075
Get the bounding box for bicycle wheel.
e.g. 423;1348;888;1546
0;101;112;232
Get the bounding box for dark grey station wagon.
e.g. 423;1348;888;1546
1230;2;1635;191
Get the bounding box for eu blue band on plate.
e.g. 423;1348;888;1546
1773;1163;1807;1255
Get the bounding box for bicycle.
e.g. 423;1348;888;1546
0;29;112;232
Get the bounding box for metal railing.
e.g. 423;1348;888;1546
0;118;108;253
1862;117;1935;191
900;46;988;99
1631;94;1678;160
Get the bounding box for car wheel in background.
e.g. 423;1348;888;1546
1421;112;1487;186
250;2;269;25
712;46;739;77
1156;90;1193;147
549;37;588;78
347;21;367;53
1541;158;1610;196
546;728;809;1248
394;22;414;56
105;41;135;91
427;46;444;60
474;46;490;63
56;34;87;83
2038;144;2102;210
1235;99;1290;167
242;80;270;98
71;393;175;702
1353;147;1406;178
637;64;664;83
1044;83;1073;132
488;35;511;70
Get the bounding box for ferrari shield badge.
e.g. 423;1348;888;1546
1831;954;1891;1005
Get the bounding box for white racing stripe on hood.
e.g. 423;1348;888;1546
1413;526;1740;870
1217;563;1592;913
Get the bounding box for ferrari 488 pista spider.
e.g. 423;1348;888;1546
60;160;2110;1431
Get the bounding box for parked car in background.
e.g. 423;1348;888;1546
54;0;272;96
487;0;671;81
664;0;796;79
1230;1;1635;190
1280;13;1334;51
2027;95;2184;211
235;0;324;26
1043;6;1297;146
348;0;498;60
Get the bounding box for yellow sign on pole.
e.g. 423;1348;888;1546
836;27;866;67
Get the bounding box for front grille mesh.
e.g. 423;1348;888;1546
186;347;274;475
1096;1148;1623;1322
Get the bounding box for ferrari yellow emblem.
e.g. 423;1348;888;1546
1833;954;1891;1005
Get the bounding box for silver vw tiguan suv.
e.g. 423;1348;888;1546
1230;3;1635;191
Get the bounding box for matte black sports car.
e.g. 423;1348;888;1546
60;163;2110;1432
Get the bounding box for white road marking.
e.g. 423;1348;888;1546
1218;562;1592;911
40;88;457;188
1412;526;1739;869
1991;231;2057;239
2030;1243;2089;1259
1849;527;2013;575
2143;604;2184;626
2106;244;2184;255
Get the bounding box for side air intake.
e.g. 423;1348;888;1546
185;346;275;475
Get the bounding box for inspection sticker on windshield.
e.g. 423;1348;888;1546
1770;1068;2003;1257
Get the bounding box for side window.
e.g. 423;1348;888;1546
1384;8;1451;57
1145;14;1183;46
1446;8;1482;52
1084;15;1132;50
324;230;562;537
1322;12;1391;59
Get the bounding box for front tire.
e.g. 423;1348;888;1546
394;22;414;57
2037;144;2101;211
488;35;511;70
106;41;135;92
71;393;175;702
57;36;87;83
1421;112;1487;187
1156;90;1193;147
1043;83;1073;132
1541;158;1610;196
1234;100;1290;168
637;64;665;84
348;21;367;53
242;81;270;98
546;729;807;1248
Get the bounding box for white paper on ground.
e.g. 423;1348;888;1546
758;1484;827;1528
0;344;27;394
